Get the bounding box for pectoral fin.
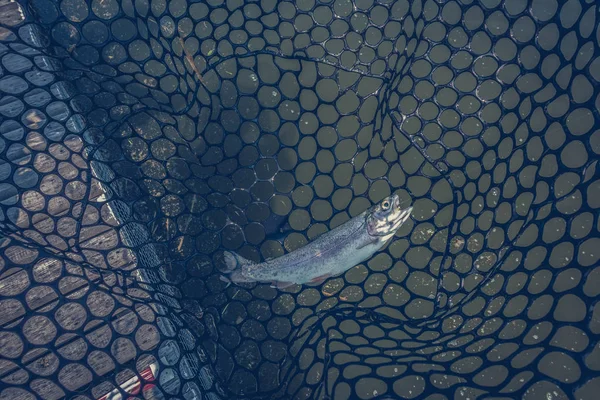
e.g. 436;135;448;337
356;238;377;250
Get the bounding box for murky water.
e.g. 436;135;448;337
0;0;598;399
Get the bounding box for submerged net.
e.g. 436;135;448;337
0;0;598;399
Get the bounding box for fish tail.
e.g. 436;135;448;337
220;251;256;285
222;251;240;272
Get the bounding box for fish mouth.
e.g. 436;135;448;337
367;195;414;237
389;195;412;231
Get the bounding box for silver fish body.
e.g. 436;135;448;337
221;194;412;289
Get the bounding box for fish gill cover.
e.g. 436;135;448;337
0;0;598;399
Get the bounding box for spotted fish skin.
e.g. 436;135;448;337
221;195;412;289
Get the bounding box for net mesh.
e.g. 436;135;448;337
0;0;598;399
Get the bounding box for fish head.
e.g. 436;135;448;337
367;194;413;238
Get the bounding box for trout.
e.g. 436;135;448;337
221;194;413;289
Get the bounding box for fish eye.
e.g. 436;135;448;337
382;200;390;210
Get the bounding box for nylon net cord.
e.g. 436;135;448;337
0;1;598;400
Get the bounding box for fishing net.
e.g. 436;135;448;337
0;0;598;399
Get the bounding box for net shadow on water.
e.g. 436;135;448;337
0;0;598;399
